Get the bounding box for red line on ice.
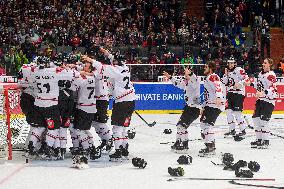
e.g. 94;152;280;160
0;164;27;186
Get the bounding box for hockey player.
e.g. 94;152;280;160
251;58;277;149
222;57;250;137
56;55;79;159
93;76;113;152
70;61;102;168
163;66;200;153
30;57;64;159
82;48;136;161
18;62;45;156
78;51;113;153
199;62;225;157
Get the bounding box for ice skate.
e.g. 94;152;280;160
198;142;216;157
120;144;129;160
170;140;181;151
251;139;262;149
258;140;269;149
89;146;101;160
174;140;189;154
109;149;122;162
224;129;236;138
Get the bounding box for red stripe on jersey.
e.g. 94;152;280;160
115;90;134;100
78;103;96;106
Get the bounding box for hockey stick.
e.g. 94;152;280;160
160;139;202;144
229;180;283;188
167;177;275;182
134;111;156;127
270;132;284;139
244;116;254;129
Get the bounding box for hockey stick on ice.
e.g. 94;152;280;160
160;139;202;144
270;132;284;139
229;180;283;188
244;116;254;129
134;111;156;127
167;177;275;182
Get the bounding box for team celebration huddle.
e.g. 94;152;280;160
18;45;277;168
18;47;135;168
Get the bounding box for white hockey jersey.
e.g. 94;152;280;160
170;73;200;108
31;67;64;108
203;73;225;111
95;77;110;101
92;60;136;103
222;67;249;96
18;64;36;96
72;75;97;113
255;71;277;106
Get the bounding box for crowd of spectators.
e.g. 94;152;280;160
0;0;283;80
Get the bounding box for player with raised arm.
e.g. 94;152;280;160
222;57;250;138
82;48;136;161
251;58;277;149
94;76;113;152
199;62;225;157
54;54;79;159
163;66;201;153
70;61;102;168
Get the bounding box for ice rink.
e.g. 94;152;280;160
1;113;284;189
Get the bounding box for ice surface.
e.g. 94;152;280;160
0;114;284;189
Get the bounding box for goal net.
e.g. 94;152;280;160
0;84;30;160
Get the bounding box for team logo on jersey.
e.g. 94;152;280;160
124;117;131;127
64;118;71;127
46;118;55;129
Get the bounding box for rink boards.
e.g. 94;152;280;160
0;81;284;115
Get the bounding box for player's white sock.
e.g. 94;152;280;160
46;129;59;148
233;111;246;131
85;130;94;148
227;109;236;131
92;121;112;140
121;127;128;148
259;119;270;140
69;124;79;148
253;117;262;140
203;123;215;143
75;130;90;150
112;125;123;150
59;127;68;149
176;124;188;142
30;127;46;149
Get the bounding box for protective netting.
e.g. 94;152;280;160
0;87;30;159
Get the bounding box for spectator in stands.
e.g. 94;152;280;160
261;19;271;59
179;52;195;66
274;58;284;77
0;63;5;76
231;34;244;48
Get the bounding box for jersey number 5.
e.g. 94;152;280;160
37;83;51;93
